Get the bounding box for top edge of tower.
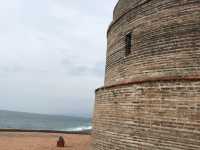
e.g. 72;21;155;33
113;0;150;21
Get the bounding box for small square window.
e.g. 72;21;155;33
125;33;132;56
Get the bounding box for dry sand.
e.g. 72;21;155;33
0;132;91;150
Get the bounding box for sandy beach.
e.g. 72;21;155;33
0;132;91;150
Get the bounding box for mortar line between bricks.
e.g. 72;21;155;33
95;76;200;92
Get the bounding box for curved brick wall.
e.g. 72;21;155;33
92;0;200;149
113;0;148;21
106;0;200;86
93;80;200;150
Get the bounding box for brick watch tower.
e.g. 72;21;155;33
92;0;200;149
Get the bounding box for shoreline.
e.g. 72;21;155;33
0;128;91;135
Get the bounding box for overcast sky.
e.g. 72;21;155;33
0;0;118;117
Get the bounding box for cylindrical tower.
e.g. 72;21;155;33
92;0;200;149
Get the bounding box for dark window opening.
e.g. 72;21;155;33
125;33;132;56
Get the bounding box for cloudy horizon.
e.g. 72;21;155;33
0;0;118;117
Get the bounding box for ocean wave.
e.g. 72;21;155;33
63;126;92;132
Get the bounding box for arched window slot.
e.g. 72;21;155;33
125;32;132;56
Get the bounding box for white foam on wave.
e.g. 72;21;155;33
62;126;92;132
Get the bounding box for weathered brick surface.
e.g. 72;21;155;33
92;0;200;149
106;0;200;86
93;80;200;150
113;0;148;21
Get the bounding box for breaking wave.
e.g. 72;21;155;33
63;126;92;132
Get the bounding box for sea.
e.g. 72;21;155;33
0;110;92;132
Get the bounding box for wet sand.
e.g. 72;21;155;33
0;132;91;150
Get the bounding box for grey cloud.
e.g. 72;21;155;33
0;0;118;117
61;58;105;77
0;65;24;73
